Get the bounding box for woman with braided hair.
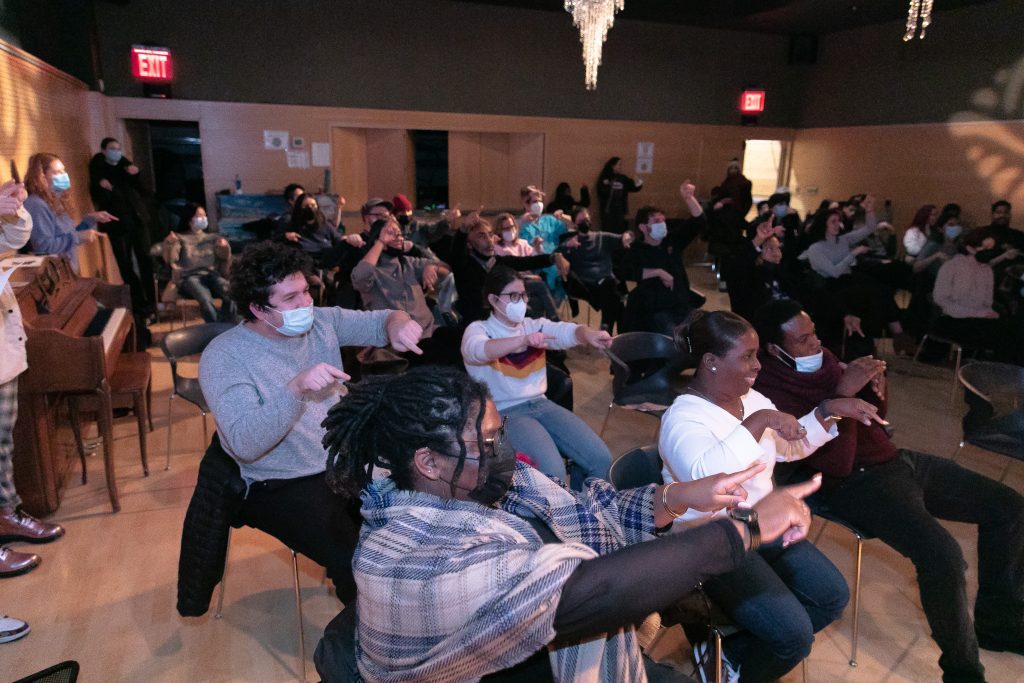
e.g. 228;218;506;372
318;366;827;682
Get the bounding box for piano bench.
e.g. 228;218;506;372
70;351;154;511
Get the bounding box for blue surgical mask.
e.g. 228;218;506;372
944;224;963;240
269;304;314;336
191;216;208;232
50;172;71;193
105;149;123;165
773;204;789;219
649;222;668;241
778;347;824;373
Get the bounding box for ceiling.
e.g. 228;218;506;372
454;0;1001;36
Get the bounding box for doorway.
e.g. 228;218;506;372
742;139;790;219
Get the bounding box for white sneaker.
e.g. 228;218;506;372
0;615;29;643
692;638;740;683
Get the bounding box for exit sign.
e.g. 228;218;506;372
131;46;173;82
739;90;766;114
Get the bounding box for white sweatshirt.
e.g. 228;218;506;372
461;315;579;411
659;390;836;524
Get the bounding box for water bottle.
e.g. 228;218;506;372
234;174;242;195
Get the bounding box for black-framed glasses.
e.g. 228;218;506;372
499;292;529;304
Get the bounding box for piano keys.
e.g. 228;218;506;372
10;255;135;514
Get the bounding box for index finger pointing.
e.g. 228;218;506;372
782;473;823;500
720;462;767;487
324;365;351;381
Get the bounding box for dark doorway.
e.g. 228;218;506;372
411;130;448;210
125;120;205;240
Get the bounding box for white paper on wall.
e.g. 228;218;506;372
264;130;289;150
287;150;310;168
312;143;331;167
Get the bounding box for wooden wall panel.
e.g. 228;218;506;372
448;131;482;209
365;128;413;201
509;133;545;209
330;127;368;213
478;133;511;209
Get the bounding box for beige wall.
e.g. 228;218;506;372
789;119;1024;230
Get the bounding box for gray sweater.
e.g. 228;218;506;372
806;219;878;279
198;307;391;484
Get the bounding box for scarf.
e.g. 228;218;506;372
353;463;653;682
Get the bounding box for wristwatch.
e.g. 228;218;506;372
727;507;761;552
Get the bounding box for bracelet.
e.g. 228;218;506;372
817;399;840;421
662;482;687;519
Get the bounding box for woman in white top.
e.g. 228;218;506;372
660;309;878;682
461;265;613;487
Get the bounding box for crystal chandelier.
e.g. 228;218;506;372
564;0;624;90
903;0;934;41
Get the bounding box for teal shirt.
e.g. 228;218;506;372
518;214;567;300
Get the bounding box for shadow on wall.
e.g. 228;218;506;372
949;54;1024;209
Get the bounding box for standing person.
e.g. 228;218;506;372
712;158;753;218
23;153;114;272
461;266;613;487
88;137;156;315
0;180;67;643
661;310;872;682
595;156;643;233
198;241;423;602
753;299;1024;682
161;204;236;323
320;365;826;681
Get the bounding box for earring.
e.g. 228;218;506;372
711;366;717;372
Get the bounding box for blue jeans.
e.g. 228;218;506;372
702;538;849;682
178;272;236;323
501;397;611;488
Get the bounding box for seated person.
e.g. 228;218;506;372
162;204;236;323
277;192;364;269
197;241;423;603
984;200;1023;251
462;266;613;487
933;229;1023;364
319;365;824;681
753;299;1024;682
493;211;541;257
351;217;459;366
449;216;568;324
559;207;633;333
272;182;307;232
622;181;707;335
725;221;791;322
517;185;574;301
661;309;869;681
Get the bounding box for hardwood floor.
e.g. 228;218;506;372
3;266;1023;682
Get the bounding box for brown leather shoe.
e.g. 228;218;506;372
0;546;40;578
0;507;65;544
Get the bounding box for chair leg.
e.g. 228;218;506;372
950;344;963;407
95;385;120;512
146;378;154;432
849;536;863;667
215;527;232;619
713;626;723;683
165;394;175;471
292;550;307;683
599;403;614;439
135;389;150;477
202;411;209;448
68;397;88;485
911;334;928;365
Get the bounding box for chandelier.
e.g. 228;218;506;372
903;0;934;41
564;0;624;90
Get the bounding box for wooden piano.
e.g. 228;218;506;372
10;255;135;514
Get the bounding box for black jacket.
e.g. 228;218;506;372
176;434;246;617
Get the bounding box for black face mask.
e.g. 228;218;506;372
384;245;405;258
760;261;779;277
443;422;516;506
577;220;592;234
397;214;411;227
301;207;317;223
975;248;1002;264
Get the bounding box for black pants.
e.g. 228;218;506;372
237;473;362;603
575;277;624;332
935;315;1024;365
813;450;1024;682
104;217;155;313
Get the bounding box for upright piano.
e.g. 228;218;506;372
10;255;134;514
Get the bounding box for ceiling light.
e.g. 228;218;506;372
564;0;623;90
904;0;934;41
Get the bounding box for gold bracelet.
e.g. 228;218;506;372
662;481;687;519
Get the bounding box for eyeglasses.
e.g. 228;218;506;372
445;417;509;461
499;292;529;304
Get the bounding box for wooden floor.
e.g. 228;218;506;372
4;266;1024;682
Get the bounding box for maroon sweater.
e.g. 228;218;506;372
754;348;896;478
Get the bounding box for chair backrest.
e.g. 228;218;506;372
608;445;663;489
12;660;79;683
959;361;1024;415
161;321;236;375
607;332;683;403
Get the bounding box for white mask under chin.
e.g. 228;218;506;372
794;350;824;373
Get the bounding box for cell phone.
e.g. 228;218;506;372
10;160;20;184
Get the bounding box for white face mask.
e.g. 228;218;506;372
191;216;208;232
502;230;516;244
649;222;668;241
268;304;314;336
529;201;544;217
778;347;823;373
500;299;528;323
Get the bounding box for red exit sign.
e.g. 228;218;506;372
131;46;173;82
739;90;766;114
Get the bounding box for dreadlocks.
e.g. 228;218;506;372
322;366;491;497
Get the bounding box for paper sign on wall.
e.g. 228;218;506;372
264;130;289;150
636;141;654;175
287;150;310;168
312;142;331;167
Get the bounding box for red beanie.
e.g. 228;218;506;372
392;193;413;213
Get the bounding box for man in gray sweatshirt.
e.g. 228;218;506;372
198;241;423;602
